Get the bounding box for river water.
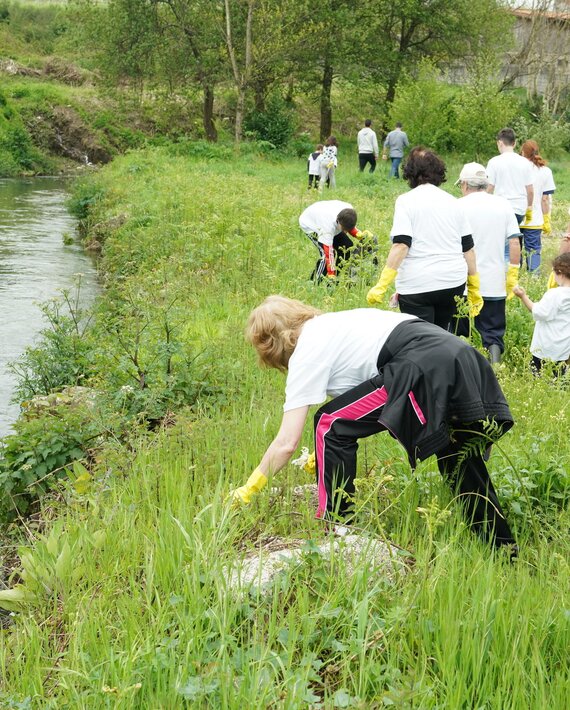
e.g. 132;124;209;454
0;177;99;438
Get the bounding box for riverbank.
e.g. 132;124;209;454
1;147;569;706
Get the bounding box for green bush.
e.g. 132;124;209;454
388;61;455;153
244;92;295;149
9;284;95;401
0;406;100;519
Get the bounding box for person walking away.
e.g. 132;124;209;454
456;163;522;364
486;127;534;231
357;119;379;173
382;122;409;178
320;136;338;189
513;253;570;374
299;200;361;282
519;139;556;273
367;147;483;330
231;296;517;554
307;144;323;190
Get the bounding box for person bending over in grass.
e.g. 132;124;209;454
298;200;375;283
513;253;570;375
231;295;517;554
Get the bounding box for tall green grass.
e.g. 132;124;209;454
1;148;569;708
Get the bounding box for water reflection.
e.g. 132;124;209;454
0;177;99;438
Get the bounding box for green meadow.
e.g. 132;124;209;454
1;146;569;708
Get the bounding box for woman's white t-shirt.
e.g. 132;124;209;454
390;184;470;295
523;164;556;228
284;309;416;411
530;287;570;361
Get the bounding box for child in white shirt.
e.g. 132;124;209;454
513;253;570;373
320;135;338;189
307;144;323;190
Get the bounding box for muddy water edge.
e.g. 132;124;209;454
0;177;99;439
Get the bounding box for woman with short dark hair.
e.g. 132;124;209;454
367;147;483;330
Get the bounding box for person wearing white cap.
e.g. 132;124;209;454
456;162;522;363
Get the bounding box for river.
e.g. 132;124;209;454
0;177;99;438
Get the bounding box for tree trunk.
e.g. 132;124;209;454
235;85;246;143
203;84;217;142
320;60;333;140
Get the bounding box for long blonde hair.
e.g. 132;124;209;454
245;295;321;371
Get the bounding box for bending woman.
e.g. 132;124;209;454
232;296;516;552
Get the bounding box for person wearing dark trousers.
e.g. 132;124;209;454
232;297;516;554
455;162;522;363
357;119;379;173
367;147;484;330
298;200;361;282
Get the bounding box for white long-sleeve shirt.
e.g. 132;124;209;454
357;127;379;155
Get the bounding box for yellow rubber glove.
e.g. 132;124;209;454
467;273;484;317
303;452;316;476
359;229;373;240
547;270;558;289
326;161;334;169
367;266;397;305
524;207;533;225
230;468;268;505
542;213;552;235
505;264;520;301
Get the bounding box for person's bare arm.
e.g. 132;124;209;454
385;242;409;269
257;406;309;476
463;247;477;275
508;237;521;266
487;183;495;194
541;193;551;216
526;184;534;209
513;285;534;312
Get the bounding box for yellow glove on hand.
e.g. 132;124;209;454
326;161;334;169
467;273;484;317
505;264;520;301
230;468;267;505
359;229;373;240
303;452;316;476
524;207;533;225
367;266;397;305
547;270;558;289
542;213;552;235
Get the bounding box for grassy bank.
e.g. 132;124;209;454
1;148;569;708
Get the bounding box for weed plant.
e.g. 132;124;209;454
0;148;569;707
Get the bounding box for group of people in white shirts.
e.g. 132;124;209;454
300;128;570;372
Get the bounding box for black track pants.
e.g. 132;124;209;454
436;430;516;547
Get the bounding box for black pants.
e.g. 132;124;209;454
358;153;376;173
531;356;568;376
307;231;355;282
456;298;506;352
308;174;320;189
313;376;515;548
398;284;465;331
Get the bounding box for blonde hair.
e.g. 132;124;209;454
245;295;321;371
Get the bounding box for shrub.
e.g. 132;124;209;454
244;93;295;148
388;61;454;153
0;406;100;519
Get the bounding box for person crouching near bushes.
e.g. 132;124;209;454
513;253;570;375
231;295;517;555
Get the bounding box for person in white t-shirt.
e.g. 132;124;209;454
307;143;323;190
456;162;522;363
519;140;556;273
299;200;362;282
486;127;534;226
513;253;570;373
357;119;379;173
230;295;517;552
367;147;483;331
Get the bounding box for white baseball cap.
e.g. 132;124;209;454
455;162;488;185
